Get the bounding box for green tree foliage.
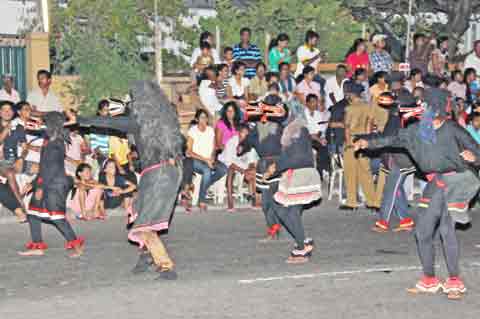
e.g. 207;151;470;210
52;0;186;114
195;0;362;62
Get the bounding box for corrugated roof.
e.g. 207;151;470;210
185;0;251;9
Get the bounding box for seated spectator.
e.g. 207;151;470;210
261;82;286;102
186;110;227;211
68;163;105;220
215;64;230;101
465;68;479;106
344;68;369;102
467;112;480;144
109;133;130;175
404;68;424;93
325;64;347;109
215;101;241;152
0;101;27;216
249;63;268;100
65;126;87;177
369;71;389;106
199;66;223;116
99;159;137;211
295;66;321;105
345;38;370;78
227;61;250;109
454;97;468;127
313;62;326;97
192;42;216;86
412;86;425;100
265;71;280;86
190;31;220;73
222;46;234;72
278;62;296;101
448;70;467;100
218;124;256;212
0;74;20;103
88;100;111;165
268;33;291;73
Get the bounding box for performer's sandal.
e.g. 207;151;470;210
66;237;85;258
18;242;48;256
155;259;178;280
286;249;311;264
443;277;466;300
372;220;389;233
407;276;443;294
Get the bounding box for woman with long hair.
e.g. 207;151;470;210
227;61;250;109
99;159;137;211
345;38;370;78
268;33;291;73
215;101;241;151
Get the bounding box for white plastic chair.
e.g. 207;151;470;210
328;153;344;203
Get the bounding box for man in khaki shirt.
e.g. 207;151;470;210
341;85;376;210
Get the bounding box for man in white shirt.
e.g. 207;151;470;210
305;94;331;180
27;69;62;116
325;65;347;109
0;74;21;104
199;66;223;116
464;40;480;73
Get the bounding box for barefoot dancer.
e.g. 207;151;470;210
72;81;183;279
19;112;84;258
354;88;480;300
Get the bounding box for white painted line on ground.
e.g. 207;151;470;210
239;262;480;284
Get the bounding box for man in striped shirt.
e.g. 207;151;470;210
233;28;262;79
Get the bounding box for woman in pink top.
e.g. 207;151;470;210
345;38;370;78
215;101;242;151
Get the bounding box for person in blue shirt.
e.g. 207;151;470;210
466;112;480;144
233;27;262;79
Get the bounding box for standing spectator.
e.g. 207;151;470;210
233;28;262;79
15;102;40;177
190;31;221;69
218;124;256;212
68;163;105;220
88;100;111;166
369;34;394;74
0;74;20;103
227;61;250;108
463;40;480;72
448;70;467;100
249;63;269;100
342;86;376;210
404;68;424;93
278;62;296;101
430;36;449;77
325;64;347;109
99;159;137;211
65;127;87;177
295;66;321;105
215;101;241;152
268;33;291;73
345;38;370;78
408;33;434;76
27;70;62;116
466;112;480;144
222;46;235;72
345;68;369;102
186;110;227;211
295;30;321;78
304;94;330;178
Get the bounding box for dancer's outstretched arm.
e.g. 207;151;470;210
76;116;137;134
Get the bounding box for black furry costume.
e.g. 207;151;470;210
24;112;84;252
77;81;183;250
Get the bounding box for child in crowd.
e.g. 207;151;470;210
447;70;467;100
68;163;106;220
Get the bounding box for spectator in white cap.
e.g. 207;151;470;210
0;74;21;104
369;34;394;74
